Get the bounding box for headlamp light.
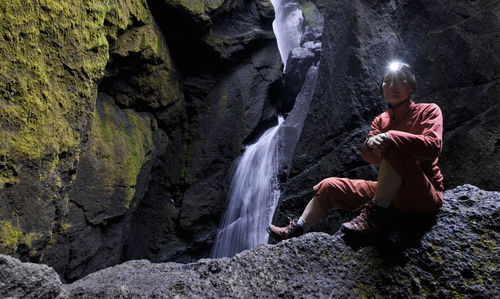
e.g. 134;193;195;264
388;61;402;72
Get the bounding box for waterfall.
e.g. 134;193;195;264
211;118;284;258
270;0;304;70
211;0;321;258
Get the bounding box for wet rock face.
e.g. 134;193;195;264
278;0;499;221
63;185;499;298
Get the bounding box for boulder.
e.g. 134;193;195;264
65;185;499;298
0;254;67;298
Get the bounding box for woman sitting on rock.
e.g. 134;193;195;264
267;62;444;239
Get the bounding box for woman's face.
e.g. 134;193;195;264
382;75;413;105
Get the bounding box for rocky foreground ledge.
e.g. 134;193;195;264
2;185;498;298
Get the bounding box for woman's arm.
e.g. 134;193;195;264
361;116;384;165
387;104;443;160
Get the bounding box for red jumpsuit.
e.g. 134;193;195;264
313;99;444;214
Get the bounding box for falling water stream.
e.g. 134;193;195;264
211;118;284;257
211;0;308;258
270;0;304;70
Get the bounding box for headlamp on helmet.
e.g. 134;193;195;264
380;61;417;95
388;61;403;72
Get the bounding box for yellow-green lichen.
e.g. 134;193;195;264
164;0;224;17
0;220;22;254
111;22;166;60
0;220;41;255
60;223;72;234
89;97;153;207
0;0;152;188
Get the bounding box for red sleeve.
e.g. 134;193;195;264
387;104;443;160
361;115;383;165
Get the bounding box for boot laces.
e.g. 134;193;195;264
353;202;377;225
284;217;296;232
275;217;295;234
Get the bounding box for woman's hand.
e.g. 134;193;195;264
367;133;391;155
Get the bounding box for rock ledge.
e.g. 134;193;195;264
2;185;498;298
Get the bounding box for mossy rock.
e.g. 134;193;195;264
0;0;161;264
0;219;42;256
106;21;183;109
162;0;225;18
69;94;155;225
0;0;151;188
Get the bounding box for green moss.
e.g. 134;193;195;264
0;0;154;189
21;231;39;248
112;24;166;60
0;0;105;191
205;0;225;11
0;0;168;263
260;0;272;9
163;0;224;16
124;110;153;185
90;98;153;208
0;220;22;254
0;220;40;254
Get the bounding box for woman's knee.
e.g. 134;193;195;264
313;177;374;211
313;177;343;210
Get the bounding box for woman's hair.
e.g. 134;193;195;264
380;62;417;96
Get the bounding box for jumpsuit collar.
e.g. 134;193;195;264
387;97;414;121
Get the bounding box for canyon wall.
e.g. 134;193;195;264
0;0;498;283
0;0;283;281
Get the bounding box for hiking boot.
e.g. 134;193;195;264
341;201;387;234
267;218;304;241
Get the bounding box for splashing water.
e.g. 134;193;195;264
211;118;284;258
270;0;304;70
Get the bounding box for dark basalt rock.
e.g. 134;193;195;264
281;46;316;113
0;0;282;282
122;0;283;266
0;254;67;298
1;0;498;286
60;185;499;298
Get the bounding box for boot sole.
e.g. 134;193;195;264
341;222;378;234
